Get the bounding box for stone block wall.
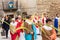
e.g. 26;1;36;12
18;0;37;15
0;0;60;18
37;0;60;18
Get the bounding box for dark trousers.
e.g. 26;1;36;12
5;30;9;38
2;29;9;38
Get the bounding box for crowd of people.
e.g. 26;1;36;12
1;12;60;40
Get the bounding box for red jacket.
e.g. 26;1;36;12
16;20;23;36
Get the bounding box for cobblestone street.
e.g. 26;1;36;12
0;0;60;40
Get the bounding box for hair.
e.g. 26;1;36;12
22;12;27;15
56;14;58;16
46;18;52;23
26;15;32;19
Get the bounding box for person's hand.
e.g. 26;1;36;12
13;29;16;34
50;36;53;40
45;36;51;40
30;32;33;34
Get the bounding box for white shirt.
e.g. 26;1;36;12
43;25;52;30
2;18;4;24
10;22;17;27
36;28;40;34
25;19;32;25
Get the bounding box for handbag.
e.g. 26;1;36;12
1;30;6;36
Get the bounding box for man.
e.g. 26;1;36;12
42;18;56;40
54;14;59;33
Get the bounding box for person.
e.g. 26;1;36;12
54;14;59;33
35;21;42;40
1;16;5;31
10;18;18;40
16;15;23;40
33;14;41;40
19;19;25;40
15;19;25;40
3;15;10;38
1;16;5;24
33;13;40;23
42;13;47;26
42;18;56;40
24;15;37;40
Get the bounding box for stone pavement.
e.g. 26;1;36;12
0;28;11;40
0;28;60;40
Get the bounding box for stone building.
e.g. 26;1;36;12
37;0;60;18
0;0;60;18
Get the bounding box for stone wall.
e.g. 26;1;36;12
37;0;60;18
0;0;60;17
18;0;37;15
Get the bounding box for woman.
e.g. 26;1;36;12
24;15;33;40
3;16;10;38
19;19;25;40
10;18;18;40
16;15;23;40
42;18;56;40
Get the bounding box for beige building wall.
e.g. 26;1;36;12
37;0;51;14
0;0;4;17
37;0;60;18
0;0;60;17
18;0;37;15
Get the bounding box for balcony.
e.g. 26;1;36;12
2;0;18;12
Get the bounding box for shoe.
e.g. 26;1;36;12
6;36;8;39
